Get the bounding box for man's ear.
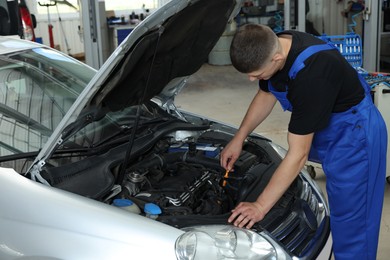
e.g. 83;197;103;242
272;53;284;62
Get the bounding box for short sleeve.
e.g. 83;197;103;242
259;80;270;92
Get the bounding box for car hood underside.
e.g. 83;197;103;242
91;0;237;112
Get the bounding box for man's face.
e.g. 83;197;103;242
247;58;280;81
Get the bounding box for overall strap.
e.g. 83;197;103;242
289;44;335;80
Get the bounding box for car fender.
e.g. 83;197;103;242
0;167;183;259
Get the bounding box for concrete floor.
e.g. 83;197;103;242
176;63;390;259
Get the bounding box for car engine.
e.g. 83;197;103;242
116;131;269;218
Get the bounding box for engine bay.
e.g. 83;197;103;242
123;140;256;213
41;125;277;222
110;129;275;221
37;119;327;257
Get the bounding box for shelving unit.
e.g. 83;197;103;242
237;0;307;33
238;0;281;27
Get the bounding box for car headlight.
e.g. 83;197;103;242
175;225;291;260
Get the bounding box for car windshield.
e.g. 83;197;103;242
0;47;95;162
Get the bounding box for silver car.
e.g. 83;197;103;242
0;0;332;259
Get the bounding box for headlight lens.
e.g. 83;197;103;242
175;225;287;260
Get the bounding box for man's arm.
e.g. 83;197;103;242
220;89;277;170
228;131;314;229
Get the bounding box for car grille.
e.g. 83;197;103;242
256;176;327;258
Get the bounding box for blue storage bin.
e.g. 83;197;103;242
318;33;363;68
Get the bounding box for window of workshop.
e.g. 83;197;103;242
35;0;158;15
36;0;79;14
105;0;157;11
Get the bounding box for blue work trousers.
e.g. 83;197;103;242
312;94;387;259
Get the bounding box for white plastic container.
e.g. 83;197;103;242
113;198;141;214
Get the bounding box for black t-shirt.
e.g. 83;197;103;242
259;30;364;135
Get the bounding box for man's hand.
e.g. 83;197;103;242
220;137;243;171
227;132;314;230
228;201;267;229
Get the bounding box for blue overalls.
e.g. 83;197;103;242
268;44;387;259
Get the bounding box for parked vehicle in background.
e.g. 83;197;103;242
18;0;36;41
0;0;36;40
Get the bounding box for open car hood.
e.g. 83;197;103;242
28;0;242;172
95;0;240;112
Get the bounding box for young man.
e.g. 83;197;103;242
220;24;387;259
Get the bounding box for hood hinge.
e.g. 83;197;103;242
29;159;50;186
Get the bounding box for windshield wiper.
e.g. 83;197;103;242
0;104;53;136
0;150;39;163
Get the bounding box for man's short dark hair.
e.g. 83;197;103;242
230;24;278;73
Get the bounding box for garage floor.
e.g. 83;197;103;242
176;63;390;260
